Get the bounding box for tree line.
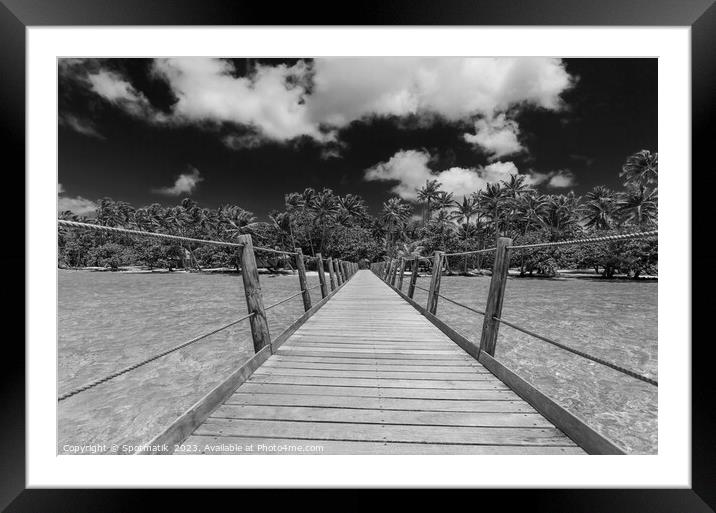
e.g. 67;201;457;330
58;150;657;278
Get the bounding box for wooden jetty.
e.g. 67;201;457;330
145;260;621;454
57;222;641;455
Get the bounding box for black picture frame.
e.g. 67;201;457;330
3;0;712;510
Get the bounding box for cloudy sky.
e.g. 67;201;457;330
58;57;656;218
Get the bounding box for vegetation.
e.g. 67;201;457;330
58;150;657;278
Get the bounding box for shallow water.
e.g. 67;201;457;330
58;269;322;454
409;274;657;454
58;270;657;454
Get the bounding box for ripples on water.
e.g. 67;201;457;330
58;269;321;454
58;270;657;454
410;274;657;454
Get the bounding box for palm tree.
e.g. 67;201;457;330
416;179;442;226
543;192;582;239
338;194;369;225
452;196;479;235
500;174;533;237
617;187;658;227
581;186;618;231
310;188;341;253
479;182;505;241
381;197;412;256
620;150;658;190
433;191;455;212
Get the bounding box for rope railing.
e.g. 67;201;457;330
57;312;256;401
493;315;658;386
414;285;486;316
374;229;658;389
508;230;658;250
58;219;361;402
58;219;245;248
443;247;497;257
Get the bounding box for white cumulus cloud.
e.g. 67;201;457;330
71;57;574;152
153;167;204;196
364;150;522;200
58;184;97;215
463;113;523;160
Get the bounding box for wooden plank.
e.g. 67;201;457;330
135;345;272;454
210;404;553;428
274;349;476;361
238;382;519;400
478;352;624;455
261;360;487;373
268;355;481;367
237;234;271;352
176;436;584;455
226;393;537;412
252;367;496;381
248;374;510;390
195;418;576;446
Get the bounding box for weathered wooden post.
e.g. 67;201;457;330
334;259;344;286
479;237;512;356
343;261;350;281
389;259;399;287
316;253;328;298
237;234;271;352
426;251;444;315
327;257;337;290
407;256;419;299
396;258;406;291
295;248;312;311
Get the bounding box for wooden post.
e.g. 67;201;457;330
426;251;444;315
316;253;328;298
396;258;406;291
343;261;350;281
385;259;394;282
479;237;512;356
237;234;271;352
326;257;337;290
295;248;312;311
334;259;344;286
407;256;419;299
389;259;398;287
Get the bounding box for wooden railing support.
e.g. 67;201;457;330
316;252;328;298
407;256;419;299
237;234;271;352
326;257;337;290
479;237;512;356
389;259;399;287
396;258;406;291
426;251;444;315
334;259;344;286
295;248;312;311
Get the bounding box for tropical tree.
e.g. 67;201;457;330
310;188;341;253
380;197;412;256
416;179;442;226
581;186;618;231
617;187;658;227
620;150;658;190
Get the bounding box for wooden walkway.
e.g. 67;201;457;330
178;270;584;454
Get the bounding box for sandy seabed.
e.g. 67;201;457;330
57;270;657;454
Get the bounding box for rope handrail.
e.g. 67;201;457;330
58;219;245;248
413;285;486;316
57;312;256;401
253;246;298;256
493;315;657;386
443;247;497;257
508;230;658;250
264;284;322;312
